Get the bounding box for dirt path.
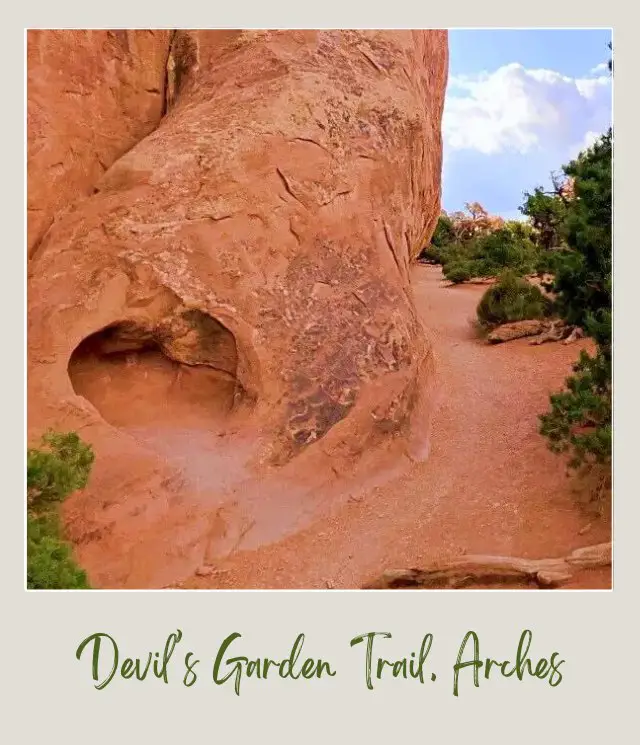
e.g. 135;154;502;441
183;265;612;589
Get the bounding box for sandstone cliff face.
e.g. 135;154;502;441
27;30;172;257
27;29;448;587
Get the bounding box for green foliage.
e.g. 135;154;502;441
419;215;456;264
476;271;552;328
540;348;611;469
553;130;612;349
444;262;474;284
503;219;535;241
419;245;446;265
27;431;94;589
27;430;94;510
421;208;541;283
534;248;572;278
27;512;90;589
540;129;612;470
431;214;456;248
475;226;538;275
519;184;568;250
442;226;539;284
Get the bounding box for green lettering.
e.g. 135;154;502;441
75;632;119;691
350;632;392;691
453;631;482;696
213;633;243;696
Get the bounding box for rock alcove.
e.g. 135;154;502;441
68;314;243;433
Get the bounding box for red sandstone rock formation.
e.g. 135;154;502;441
27;30;173;257
27;29;448;587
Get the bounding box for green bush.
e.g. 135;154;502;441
419;245;446;265
553;131;612;350
440;227;539;285
419;214;456;264
519;185;569;250
503;220;536;241
473;227;538;277
440;235;480;282
444;262;475;284
27;431;94;589
27;513;90;589
28;431;94;510
534;248;572;278
539;129;612;470
540;348;611;469
477;271;552;328
431;214;456;249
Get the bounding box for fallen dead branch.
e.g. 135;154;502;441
486;319;583;345
363;542;611;589
562;326;585;344
529;320;583;345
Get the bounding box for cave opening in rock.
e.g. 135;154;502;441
68;318;242;433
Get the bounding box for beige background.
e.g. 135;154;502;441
8;2;636;742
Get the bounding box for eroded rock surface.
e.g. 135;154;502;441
27;30;448;587
27;30;173;257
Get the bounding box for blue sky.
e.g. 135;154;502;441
442;29;612;220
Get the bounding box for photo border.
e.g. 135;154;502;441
7;2;637;741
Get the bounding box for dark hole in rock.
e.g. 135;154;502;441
68;320;241;432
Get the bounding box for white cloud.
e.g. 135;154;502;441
444;62;611;158
591;62;609;74
582;130;600;148
567;129;601;161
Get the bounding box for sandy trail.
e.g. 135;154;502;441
183;265;611;589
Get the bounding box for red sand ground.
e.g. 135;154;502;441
180;265;611;589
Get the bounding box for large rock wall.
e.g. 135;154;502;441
27;30;172;257
27;30;448;587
